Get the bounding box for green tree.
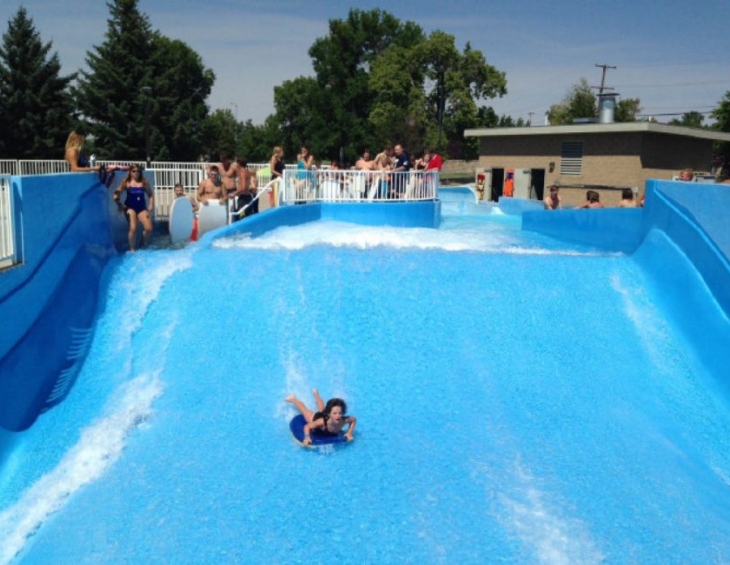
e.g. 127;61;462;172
669;111;705;128
547;79;597;125
199;108;238;161
711;91;730;160
273;9;507;163
271;76;339;162
149;36;214;161
75;0;213;161
271;9;428;164
238;117;280;163
0;7;75;158
615;98;641;122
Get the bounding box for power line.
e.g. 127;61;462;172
615;79;729;88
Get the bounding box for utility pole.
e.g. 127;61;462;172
141;86;152;167
592;63;616;95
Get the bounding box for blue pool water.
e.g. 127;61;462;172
2;212;730;563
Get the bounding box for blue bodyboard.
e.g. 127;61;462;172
289;414;349;448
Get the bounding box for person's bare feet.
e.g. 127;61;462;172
284;394;296;403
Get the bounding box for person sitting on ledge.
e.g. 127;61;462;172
576;190;604;209
619;188;637;208
677;168;694;182
544;183;562;210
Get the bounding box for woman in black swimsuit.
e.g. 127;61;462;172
285;389;357;445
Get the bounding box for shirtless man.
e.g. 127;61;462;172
354;149;376;198
197;165;227;205
355;149;376;171
212;152;240;197
373;146;394;171
231;157;259;218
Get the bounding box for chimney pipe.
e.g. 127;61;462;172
598;93;618;124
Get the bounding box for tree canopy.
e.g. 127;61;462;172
270;9;506;164
669;111;705;129
74;0;214;161
711;91;730;160
547;79;641;125
0;7;75;158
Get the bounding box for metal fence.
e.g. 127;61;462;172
0;161;428;227
0;175;16;270
280;169;439;204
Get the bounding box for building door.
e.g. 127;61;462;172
531;169;546;200
490;168;504;201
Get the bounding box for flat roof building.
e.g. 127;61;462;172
464;122;730;206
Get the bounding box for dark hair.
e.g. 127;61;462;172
324;398;347;416
621;188;634;200
588;190;600;203
236;157;248;167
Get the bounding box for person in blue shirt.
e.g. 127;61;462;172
392;143;411;197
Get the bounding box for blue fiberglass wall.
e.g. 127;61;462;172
200;200;441;244
522;180;730;312
522;179;730;386
0;178;728;433
0;173;127;432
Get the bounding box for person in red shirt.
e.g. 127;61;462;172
424;147;443;171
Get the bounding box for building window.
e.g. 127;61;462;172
560;141;583;176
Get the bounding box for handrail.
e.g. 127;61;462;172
228;179;277;221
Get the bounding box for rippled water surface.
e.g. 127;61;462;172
2;213;730;564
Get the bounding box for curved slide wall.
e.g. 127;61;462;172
523;180;730;385
0;173;122;431
1;174;727;431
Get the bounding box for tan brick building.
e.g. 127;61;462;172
464;122;730;207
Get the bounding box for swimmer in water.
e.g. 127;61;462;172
285;390;357;445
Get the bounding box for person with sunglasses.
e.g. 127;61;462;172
113;165;155;252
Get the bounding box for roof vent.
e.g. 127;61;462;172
598;93;619;124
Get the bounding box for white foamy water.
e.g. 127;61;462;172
212;220;613;257
0;374;163;565
497;459;604;565
0;251;190;564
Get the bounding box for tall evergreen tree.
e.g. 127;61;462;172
0;7;75;158
75;0;157;159
75;0;213;161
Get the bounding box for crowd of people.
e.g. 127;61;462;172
541;165;730;211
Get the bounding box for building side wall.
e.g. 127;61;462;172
477;131;715;207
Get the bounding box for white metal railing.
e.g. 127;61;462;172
152;168;205;218
229;179;277;221
19;160;69;175
280;169;439;204
0;175;17;269
0;160;19;175
1;161;433;222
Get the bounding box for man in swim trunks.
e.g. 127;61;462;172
212;152;240;198
197;165;227;205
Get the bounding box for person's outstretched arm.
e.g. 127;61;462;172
302;417;326;446
345;416;357;441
